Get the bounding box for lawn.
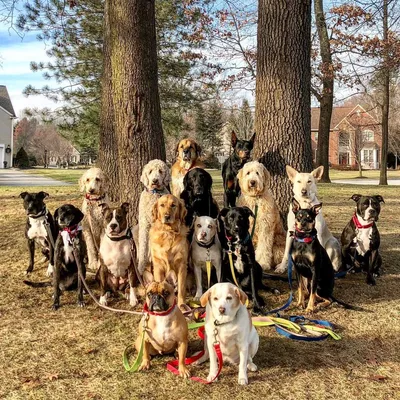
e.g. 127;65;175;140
0;169;399;400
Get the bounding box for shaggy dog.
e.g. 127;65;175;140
237;161;286;271
171;138;204;198
137;159;171;274
79;167;109;271
149;194;189;308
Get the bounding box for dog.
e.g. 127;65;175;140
222;131;255;207
79;167;109;271
52;204;86;310
180;168;219;227
135;271;190;378
341;194;384;285
171;138;204;198
137;159;170;274
291;199;356;313
98;203;138;307
149;194;189;308
237;161;286;271
190;216;222;300
219;206;269;312
195;283;259;385
276;165;341;274
20;191;57;276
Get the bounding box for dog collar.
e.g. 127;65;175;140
85;193;106;202
106;228;132;241
195;236;216;249
292;227;317;243
226;233;251;246
60;224;82;243
146;187;168;195
28;208;47;219
352;214;374;229
143;299;177;316
214;309;240;326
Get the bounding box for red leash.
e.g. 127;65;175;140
166;326;224;384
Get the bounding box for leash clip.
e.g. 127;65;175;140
213;327;219;344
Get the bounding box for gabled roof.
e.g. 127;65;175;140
311;104;378;131
0;86;16;118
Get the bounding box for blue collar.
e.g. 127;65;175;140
146;187;168;195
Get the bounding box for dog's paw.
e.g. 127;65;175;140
99;295;108;306
77;301;85;308
247;362;257;372
367;276;376;286
52;303;59;311
179;365;191;379
129;296;139;307
305;306;315;314
207;373;218;382
275;263;287;274
238;376;248;385
46;264;54;277
139;360;151;371
272;288;280;295
25;266;33;275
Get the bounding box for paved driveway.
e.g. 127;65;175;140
0;169;71;186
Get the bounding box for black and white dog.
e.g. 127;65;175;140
52;204;86;310
341;194;384;286
20;191;57;276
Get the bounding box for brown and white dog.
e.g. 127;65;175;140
79;168;109;271
98;203;138;307
136;272;190;378
149;194;189;308
171;138;204;198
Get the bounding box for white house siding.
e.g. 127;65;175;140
0;108;13;168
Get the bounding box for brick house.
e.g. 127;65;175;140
311;105;382;169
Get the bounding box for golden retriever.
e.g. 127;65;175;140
149;194;189;308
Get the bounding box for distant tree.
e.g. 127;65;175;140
228;99;254;139
14;147;30;168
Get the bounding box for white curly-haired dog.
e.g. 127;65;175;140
237;161;286;271
79;167;109;271
137;159;171;274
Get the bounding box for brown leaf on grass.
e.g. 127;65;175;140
21;377;41;389
368;375;388;382
46;373;59;381
85;348;98;355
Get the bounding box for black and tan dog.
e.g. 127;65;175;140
135;272;190;378
291;199;355;313
20;191;57;276
52;204;86;310
222;131;255;207
98;203;138;307
341;194;384;285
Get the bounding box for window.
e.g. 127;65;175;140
363;150;373;163
339;132;350;147
362;130;374;142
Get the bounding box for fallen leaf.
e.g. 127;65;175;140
368;375;388;382
47;373;59;381
85;348;98;355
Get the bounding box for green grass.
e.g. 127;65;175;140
23;167;88;183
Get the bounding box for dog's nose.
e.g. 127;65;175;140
89;188;95;194
110;223;118;230
250;180;256;187
301;189;307;195
200;231;207;238
164;214;170;221
152;179;158;184
218;306;226;315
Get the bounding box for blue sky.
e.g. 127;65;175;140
0;26;57;117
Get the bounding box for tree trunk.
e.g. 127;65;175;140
101;0;166;222
379;0;389;185
314;0;332;183
255;0;313;223
99;0;119;201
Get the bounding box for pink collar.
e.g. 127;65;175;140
352;213;374;229
142;299;177;316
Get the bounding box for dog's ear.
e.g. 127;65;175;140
260;163;270;186
350;194;362;202
191;215;199;230
53;207;60;222
292;198;300;213
286;165;298;183
142;270;154;287
219;208;229;218
200;288;212;307
231;130;238;148
374;195;385;204
151;201;160;223
194;141;202;157
140;164;150;187
249;132;256;145
19;192;28;199
72;207;85;225
175;140;181;158
237;167;244;183
38;191;49;200
311;166;324;181
235;287;248;305
79;172;87;193
242;206;255;219
204;170;213;189
165;270;178;288
162;164;171;187
312;203;322;215
121;202;130;214
178;199;187;223
100;203;110;216
214;218;220;232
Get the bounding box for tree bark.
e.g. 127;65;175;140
314;0;332;183
255;0;313;223
100;0;166;222
99;0;119;201
379;0;389;185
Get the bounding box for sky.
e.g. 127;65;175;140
0;25;57;118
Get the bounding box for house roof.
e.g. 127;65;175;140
0;86;16;118
311;105;378;131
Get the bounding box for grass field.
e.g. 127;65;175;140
0;170;399;400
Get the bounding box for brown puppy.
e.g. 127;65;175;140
149;194;189;308
171;138;204;198
135;272;190;378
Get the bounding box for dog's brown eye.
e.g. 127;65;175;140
171;204;176;208
86;178;90;182
226;296;232;300
147;292;152;297
162;290;169;297
149;170;153;174
297;180;301;183
197;224;201;228
208;225;212;229
95;177;100;182
246;172;250;175
213;297;218;301
256;172;259;175
159;170;162;174
160;204;165;208
308;180;311;184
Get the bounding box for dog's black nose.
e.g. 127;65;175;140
110;223;118;230
152;179;158;184
250;180;256;187
301;189;307;195
164;214;170;221
218;306;225;315
89;188;95;194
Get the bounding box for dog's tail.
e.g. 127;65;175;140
23;280;51;288
330;295;368;312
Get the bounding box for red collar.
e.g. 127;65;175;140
142;299;177;316
352;214;374;229
60;224;81;240
294;227;316;243
85;193;106;202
